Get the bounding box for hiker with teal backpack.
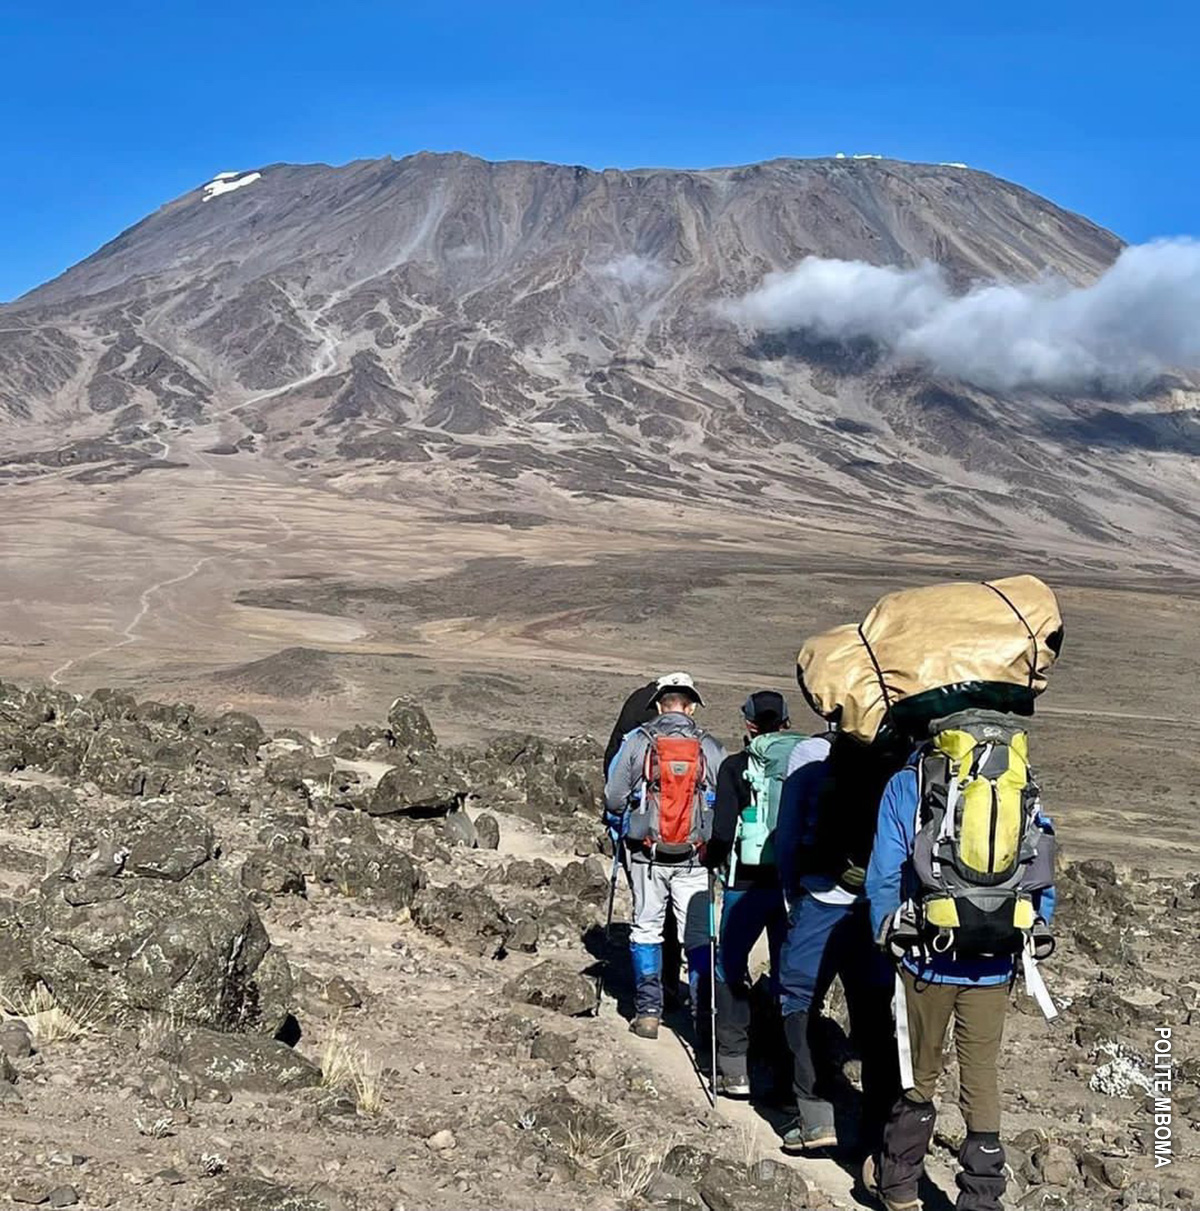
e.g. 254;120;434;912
702;691;804;1099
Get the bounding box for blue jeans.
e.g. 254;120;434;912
778;892;897;1138
714;885;787;1066
716;886;788;989
779;894;879;1016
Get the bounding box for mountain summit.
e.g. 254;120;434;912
1;152;1196;565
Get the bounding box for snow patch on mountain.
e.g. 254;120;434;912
203;171;262;201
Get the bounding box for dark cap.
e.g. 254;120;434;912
742;690;789;728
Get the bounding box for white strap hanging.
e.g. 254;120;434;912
894;968;915;1090
1022;945;1058;1022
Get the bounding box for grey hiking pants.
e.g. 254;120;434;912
629;858;710;952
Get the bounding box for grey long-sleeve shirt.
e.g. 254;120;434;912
604;711;727;814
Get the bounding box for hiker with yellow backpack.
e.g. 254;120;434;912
794;574;1064;1209
862;712;1056;1211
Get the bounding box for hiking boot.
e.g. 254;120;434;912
715;1052;750;1098
781;1115;837;1153
629;1015;660;1039
862;1154;921;1211
715;1071;751;1098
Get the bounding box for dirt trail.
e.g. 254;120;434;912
493;820;959;1211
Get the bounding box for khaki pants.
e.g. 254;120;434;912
902;969;1008;1133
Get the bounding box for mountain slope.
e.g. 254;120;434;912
1;152;1197;568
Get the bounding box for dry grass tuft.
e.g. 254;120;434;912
137;1009;182;1055
320;1025;385;1116
612;1147;658;1202
560;1122;628;1172
555;1119;675;1203
0;982;105;1045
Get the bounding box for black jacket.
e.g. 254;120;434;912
604;681;659;774
707;746;779;890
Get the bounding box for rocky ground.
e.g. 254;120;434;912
0;676;1195;1210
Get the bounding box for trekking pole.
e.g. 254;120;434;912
594;845;622;1015
707;869;718;1107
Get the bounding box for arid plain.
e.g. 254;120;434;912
2;445;1196;877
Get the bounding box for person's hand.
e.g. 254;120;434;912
880;908;920;961
703;838;730;872
1031;918;1055;962
604;810;626;844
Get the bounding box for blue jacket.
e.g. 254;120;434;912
775;736;853;901
866;764;1057;986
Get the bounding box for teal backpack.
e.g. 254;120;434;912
734;731;807;877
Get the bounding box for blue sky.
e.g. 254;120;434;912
3;0;1197;301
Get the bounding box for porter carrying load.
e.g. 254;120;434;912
796;574;1063;745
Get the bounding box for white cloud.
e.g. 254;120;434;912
722;240;1200;392
595;254;670;291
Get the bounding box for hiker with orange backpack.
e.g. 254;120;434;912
604;673;727;1040
604;677;685;1009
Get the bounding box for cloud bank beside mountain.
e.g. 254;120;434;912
725;239;1200;392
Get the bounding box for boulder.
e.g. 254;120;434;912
644;1170;705;1209
256;815;311;853
550;858;611;907
504;960;595;1016
661;1146;715;1185
411;828;453;863
1030;1143;1080;1187
474;812;501;850
241;850;307;897
0;1021;33;1060
60;802;216;882
526;1087;626;1156
174;1028;321;1093
386;696;437;751
0;897;36;988
202;711;267;766
77;720;169;796
332;725;392;759
29;807;291;1031
196;1179;336;1211
1;784;79;830
317;812;421;911
368;759;461;817
699;1158;811;1211
413;883;516;957
531;1031;575;1069
14;724;87;778
502;859;556;889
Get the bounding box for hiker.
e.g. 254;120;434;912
604;677;683;1008
773;732;904;1155
863;712;1057;1211
604;673;726;1039
702;690;801;1098
604;679;659;774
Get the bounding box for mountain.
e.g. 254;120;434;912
2;152;1197;567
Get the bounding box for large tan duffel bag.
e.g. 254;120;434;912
797;575;1063;744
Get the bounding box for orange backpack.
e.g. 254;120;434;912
635;733;710;856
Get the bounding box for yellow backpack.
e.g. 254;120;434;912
911;711;1054;960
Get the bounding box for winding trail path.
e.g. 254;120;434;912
47;512;296;689
48;555;217;688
